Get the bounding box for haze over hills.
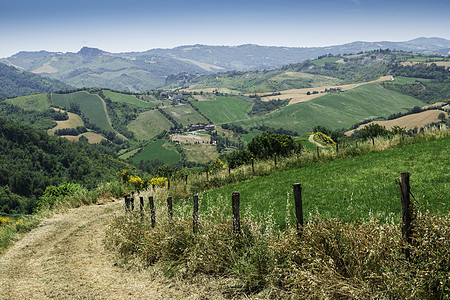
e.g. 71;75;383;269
1;37;450;92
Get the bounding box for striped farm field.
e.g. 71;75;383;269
191;96;252;124
128;110;173;140
234;83;423;134
131;139;180;165
51;91;114;132
346;110;449;135
161;104;208;126
102;90;155;108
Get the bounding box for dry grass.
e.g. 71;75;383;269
346;110;448;135
47;108;84;134
401;61;450;68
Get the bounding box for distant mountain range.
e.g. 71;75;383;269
1;37;449;92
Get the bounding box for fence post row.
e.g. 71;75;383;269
399;172;413;259
149;196;155;228
193;195;199;234
232;192;241;235
292;183;303;236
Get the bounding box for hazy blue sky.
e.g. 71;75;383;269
1;0;449;58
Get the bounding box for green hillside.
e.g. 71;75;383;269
128;110;173;140
5;93;50;112
200;135;450;228
102;90;155;109
0;62;71;98
51;91;114;132
233;83;423;132
161;104;208;126
131;139;180;165
191;96;252;124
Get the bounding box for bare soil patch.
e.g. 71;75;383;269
0;201;228;299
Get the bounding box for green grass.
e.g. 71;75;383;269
131;139;180;164
161;104;208;126
5;93;50;111
197;135;449;228
241;129;262;143
51;91;114;132
233;83;424;133
311;57;343;66
128;110;173;140
102;90;155;108
192;96;252;124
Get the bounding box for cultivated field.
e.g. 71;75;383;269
171;132;211;144
346;110;448;135
128;110;173;140
181;143;218;164
192;96;252;124
131;139;180;164
6;93;50;111
161;104;208;126
234;83;423;133
102;90;155;108
51;91;114;132
401;61;450;68
258;76;393;105
47;108;84;134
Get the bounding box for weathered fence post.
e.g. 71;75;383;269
167;178;170;190
193;195;199;234
131;196;134;212
232;192;241;235
149;196;155;228
206;171;209;182
293;183;303;236
185;174;188;185
124;195;129;213
372;137;375;146
355;139;358;148
139;196;144;217
316;146;320;159
167;196;173;220
399;172;413;259
274;154;277;166
336;142;339;153
252;158;255;174
228;165;231;174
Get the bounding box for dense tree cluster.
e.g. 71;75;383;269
248;98;289;115
0;62;72;97
0;118;126;214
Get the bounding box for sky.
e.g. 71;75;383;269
1;0;449;58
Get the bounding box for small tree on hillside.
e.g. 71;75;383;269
438;112;446;122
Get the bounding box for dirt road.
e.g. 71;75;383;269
0;201;224;299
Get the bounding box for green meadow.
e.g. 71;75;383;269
192;96;252;124
131;139;180;164
102;90;155;109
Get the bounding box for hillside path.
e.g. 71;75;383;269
309;133;326;148
0;200;223;299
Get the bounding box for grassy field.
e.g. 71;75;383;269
47;109;84;134
192;96;252;124
311;57;344;66
131;139;180;164
196;135;449;228
391;76;432;84
161;104;208;126
181;143;218;164
51;91;114;132
128;110;173;140
102;90;155;109
233;83;424;134
6;93;50;111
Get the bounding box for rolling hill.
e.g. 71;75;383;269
2;38;450;92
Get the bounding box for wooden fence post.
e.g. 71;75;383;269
206;171;209;182
293;183;303;236
252;158;254;174
399;172;413;259
139;196;144;217
167;196;173;220
274;154;277;166
372;137;375;146
131;196;134;212
124;195;129;213
185;174;188;185
316;146;320;159
355;139;358;148
149;196;155;228
167;178;170;190
232;192;241;235
336;142;339;153
193;195;199;234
